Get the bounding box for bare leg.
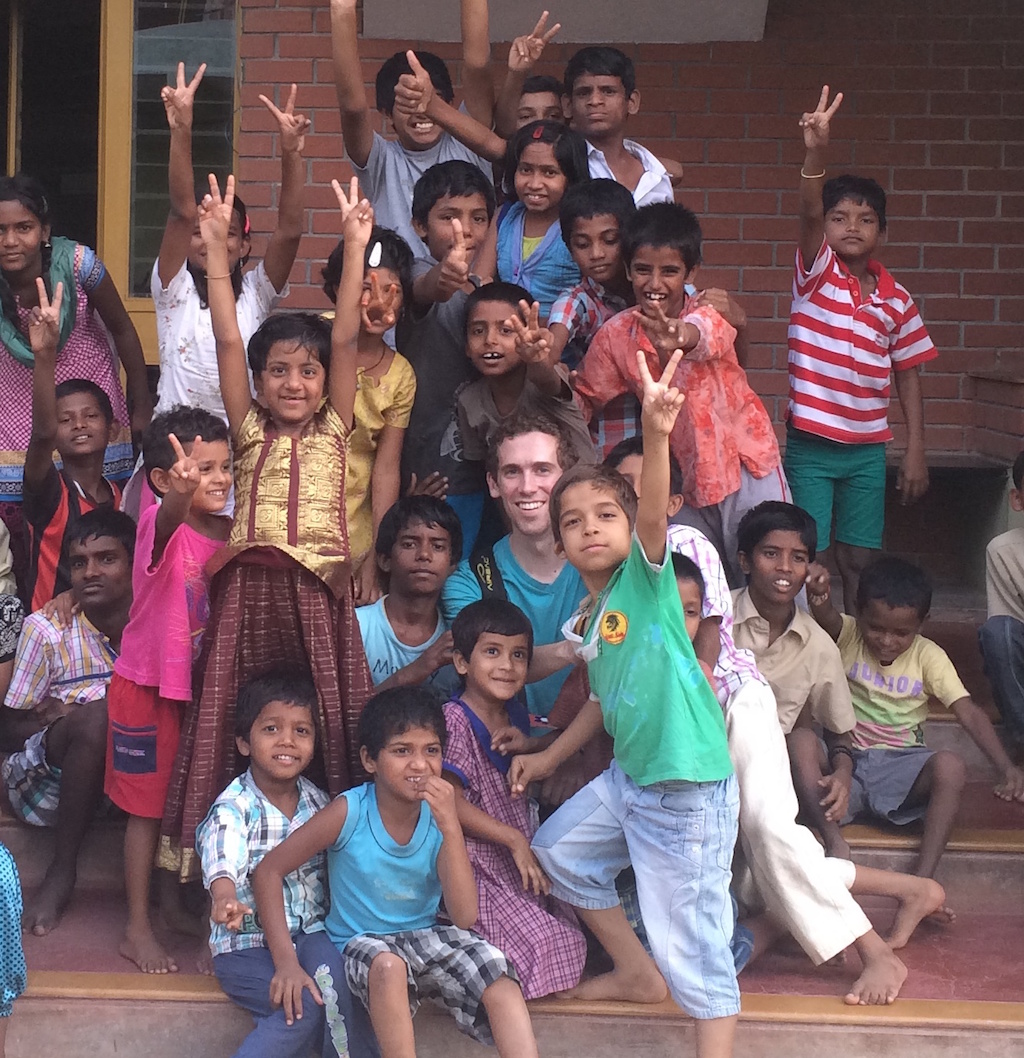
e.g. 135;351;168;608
834;542;876;615
22;701;107;935
738;912;786;970
560;905;668;1003
157;869;204;937
786;727;850;859
482;976;539;1058
119;815;178;973
849;863;952;949
845;929;907;1006
367;953;416;1058
903;751;966;879
695;1014;737;1058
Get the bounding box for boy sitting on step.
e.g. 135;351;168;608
808;556;1024;882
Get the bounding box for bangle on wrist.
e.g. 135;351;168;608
800;168;826;179
828;745;855;766
205;273;232;280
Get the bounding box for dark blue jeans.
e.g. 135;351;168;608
978;615;1024;746
214;932;378;1058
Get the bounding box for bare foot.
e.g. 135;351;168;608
887;878;948;950
558;966;668;1004
195;944;215;976
119;928;179;974
22;864;76;936
844;948;907;1006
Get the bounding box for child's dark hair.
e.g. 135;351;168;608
188;190;250;307
464;281;533;335
358;686;447;759
856;557;932;620
54;379;115;425
485;411;581;480
671;552;705;601
235;665;317;740
142;405;230;483
1013;450;1024;492
375;496;463;563
604;434;683;500
412;160;496;226
376;50;453;115
823;175;888;234
622;202;702;273
247;312;331;377
65;508;136;563
0;174;52;325
563;46;636;97
452;599;534;665
321;226;415;322
502;121;590;200
559;178;637;249
549;463;637;545
736;501;818;563
522;75;564;100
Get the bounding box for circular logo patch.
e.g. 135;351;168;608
600;610;628;645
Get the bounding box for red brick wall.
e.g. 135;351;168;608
237;0;1024;457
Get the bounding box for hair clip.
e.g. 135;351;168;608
368;241;383;268
242;214;251;236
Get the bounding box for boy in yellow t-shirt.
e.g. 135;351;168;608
807;556;1024;881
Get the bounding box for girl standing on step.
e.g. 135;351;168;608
0;844;27;1056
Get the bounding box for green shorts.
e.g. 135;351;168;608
783;427;886;550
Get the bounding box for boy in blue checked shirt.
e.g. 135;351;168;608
197;668;377;1058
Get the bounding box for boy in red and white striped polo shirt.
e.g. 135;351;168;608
784;87;936;610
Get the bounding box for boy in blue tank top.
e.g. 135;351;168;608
253;687;538;1058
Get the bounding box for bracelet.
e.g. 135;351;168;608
205;273;232;280
828;745;855;765
808;591;830;604
800;168;826;179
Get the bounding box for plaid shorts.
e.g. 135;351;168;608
343;925;517;1045
1;728;61;828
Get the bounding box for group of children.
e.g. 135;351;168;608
0;5;1022;1058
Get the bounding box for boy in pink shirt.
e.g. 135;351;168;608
105;406;232;974
575;201;788;585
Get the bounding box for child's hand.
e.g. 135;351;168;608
259;84;310;155
438;219;470;297
406;471;449;500
637;346;686;438
896;450;929;506
417;631;454;676
637;302;695;365
994;765;1024;803
353;553;382;607
508;750;554;797
420;774;462;834
509;300;555;364
805;563;832;604
211;895;252;932
198;173;236;249
818;769;852;823
799;85;843;152
161;61;206;131
270;960;324;1025
394;51;434;117
508;10;562;73
41;589;78;627
509;834;551;896
333;178;375;247
28;278;63;360
166;433;203;497
361;271;401;331
693;288;746;331
491;725;530;757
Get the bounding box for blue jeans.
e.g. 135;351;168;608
531;761;740;1019
213;932;378;1058
979;615;1024;746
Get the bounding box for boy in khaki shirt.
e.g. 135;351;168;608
733;501;856;859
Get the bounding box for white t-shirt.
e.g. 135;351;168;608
151;259;286;422
586;138;673;207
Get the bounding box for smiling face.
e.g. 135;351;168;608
488;431;564;539
237;700;316;785
382;518;455;597
824;196;882;263
555;481;632;583
628;245;693;320
568;213;625;286
254;340;326;432
361;724;443;803
739;529;810;612
857;599;923;667
517;91;564;129
0;200;48;279
388;104;446;152
564;73;638;140
455;632;530;707
514;142;568;216
414;192;491;265
68;535;133;614
465;299;522;377
54;392;115;462
169;438;232;516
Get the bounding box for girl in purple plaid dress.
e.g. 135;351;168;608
443;601;586;998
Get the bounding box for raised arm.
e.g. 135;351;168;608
330;0;375;168
157;62;206;287
459;0;495;127
636;347;686;564
493;11;561;137
258;86;310;293
412;217;471;306
199;174;252;438
23;278;64;492
509;300;561;396
805;561;843;641
893;366;929;505
152;433;203;566
798;85;843;268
